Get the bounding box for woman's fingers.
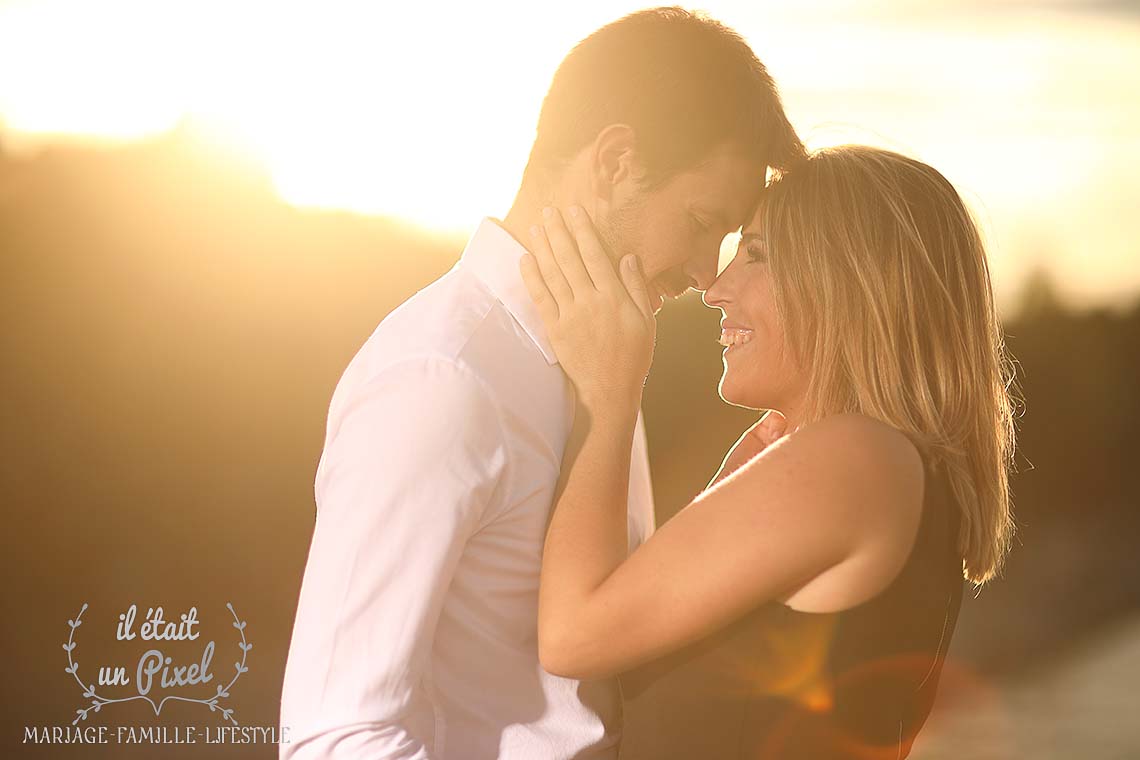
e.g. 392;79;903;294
542;207;595;296
565;206;621;295
520;252;560;327
620;255;654;319
528;223;574;310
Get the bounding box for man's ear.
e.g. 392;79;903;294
588;124;640;202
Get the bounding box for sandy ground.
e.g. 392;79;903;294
912;612;1140;759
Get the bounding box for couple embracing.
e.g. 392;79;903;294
281;7;1018;759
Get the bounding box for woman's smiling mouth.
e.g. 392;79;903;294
718;322;754;350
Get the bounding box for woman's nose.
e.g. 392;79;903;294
701;268;731;309
703;247;746;308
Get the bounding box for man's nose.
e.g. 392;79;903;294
683;249;721;292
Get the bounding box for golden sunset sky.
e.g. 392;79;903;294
2;0;1137;311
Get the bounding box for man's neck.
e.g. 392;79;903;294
500;182;588;256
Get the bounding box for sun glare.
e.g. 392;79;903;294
1;1;1138;305
0;0;651;231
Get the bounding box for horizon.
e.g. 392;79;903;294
2;0;1138;311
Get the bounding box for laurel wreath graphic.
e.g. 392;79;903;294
64;602;251;727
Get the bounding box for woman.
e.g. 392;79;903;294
518;145;1019;759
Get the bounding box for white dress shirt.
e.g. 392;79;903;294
280;218;656;760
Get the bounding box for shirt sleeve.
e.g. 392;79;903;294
280;356;509;760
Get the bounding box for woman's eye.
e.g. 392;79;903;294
745;242;768;262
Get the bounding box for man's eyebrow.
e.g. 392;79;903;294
693;203;733;230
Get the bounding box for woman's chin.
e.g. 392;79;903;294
720;359;782;410
717;375;760;410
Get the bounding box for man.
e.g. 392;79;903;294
279;7;803;759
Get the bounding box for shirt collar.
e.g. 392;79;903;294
459;217;559;366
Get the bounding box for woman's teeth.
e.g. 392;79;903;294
718;328;754;347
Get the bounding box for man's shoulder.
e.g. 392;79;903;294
384;267;555;369
335;265;561;410
368;265;497;364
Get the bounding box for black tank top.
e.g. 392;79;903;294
618;454;965;760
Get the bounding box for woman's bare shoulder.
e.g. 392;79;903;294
780;412;923;483
751;412;925;549
762;413;927;611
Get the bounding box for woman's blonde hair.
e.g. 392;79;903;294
758;145;1020;585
